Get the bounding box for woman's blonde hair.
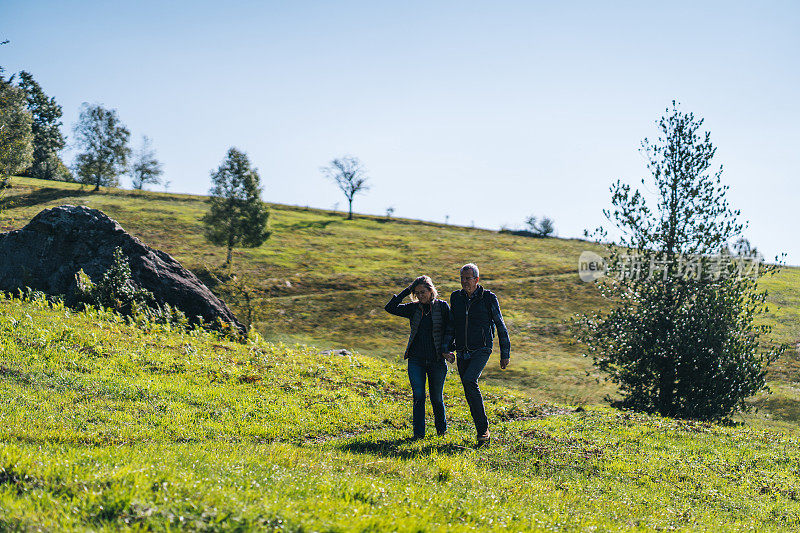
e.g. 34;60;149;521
410;275;439;301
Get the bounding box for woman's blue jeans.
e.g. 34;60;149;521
407;358;447;437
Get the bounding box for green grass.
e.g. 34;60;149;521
0;176;797;417
2;294;800;531
0;178;617;408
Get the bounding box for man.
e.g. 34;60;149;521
449;263;511;446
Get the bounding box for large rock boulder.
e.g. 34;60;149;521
0;205;244;332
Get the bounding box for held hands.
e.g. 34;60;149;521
500;358;510;370
442;352;456;363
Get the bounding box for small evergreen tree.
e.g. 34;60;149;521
129;135;163;189
72;103;131;191
75;247;187;325
575;101;787;421
17;71;68;181
201;147;270;266
75;247;157;314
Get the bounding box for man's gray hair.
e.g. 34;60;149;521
460;263;479;278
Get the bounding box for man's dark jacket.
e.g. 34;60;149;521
450;285;511;359
385;286;455;360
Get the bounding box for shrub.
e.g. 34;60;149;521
75;247;186;326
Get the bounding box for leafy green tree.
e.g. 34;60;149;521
202;147;270;266
129;135;163;189
17;71;68;180
575;101;787;421
321;155;370;220
72;103;131;191
0;71;33;187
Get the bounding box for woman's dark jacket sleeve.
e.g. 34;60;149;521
385;286;416;318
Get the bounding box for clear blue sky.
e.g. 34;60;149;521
2;0;798;264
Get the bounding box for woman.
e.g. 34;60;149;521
384;275;455;439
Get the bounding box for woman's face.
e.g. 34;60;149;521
414;285;433;304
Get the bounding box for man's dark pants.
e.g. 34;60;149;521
456;349;491;436
407;358;448;437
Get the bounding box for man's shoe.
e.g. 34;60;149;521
477;431;491;446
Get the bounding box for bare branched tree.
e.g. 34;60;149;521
129;135;163;190
320;155;370;220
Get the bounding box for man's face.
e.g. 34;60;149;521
460;270;478;294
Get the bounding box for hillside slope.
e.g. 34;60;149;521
2;294;800;531
1;177;798;420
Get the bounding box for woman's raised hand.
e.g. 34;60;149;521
407;276;424;293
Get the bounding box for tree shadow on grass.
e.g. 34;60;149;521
339;437;476;459
1;187;92;211
275;219;338;232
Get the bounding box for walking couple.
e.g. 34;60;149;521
384;263;511;445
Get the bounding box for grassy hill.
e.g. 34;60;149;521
0;177;798;421
2;292;800;531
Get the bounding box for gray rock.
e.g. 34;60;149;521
0;205;244;332
318;349;352;357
